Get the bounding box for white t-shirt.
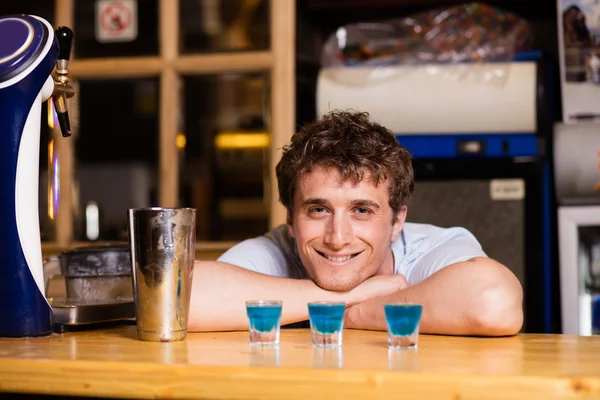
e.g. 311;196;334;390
217;222;487;285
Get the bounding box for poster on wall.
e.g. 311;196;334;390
558;0;600;122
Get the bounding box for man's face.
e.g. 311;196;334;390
287;166;405;292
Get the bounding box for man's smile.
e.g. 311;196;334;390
314;249;363;264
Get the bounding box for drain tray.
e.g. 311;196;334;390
49;298;135;330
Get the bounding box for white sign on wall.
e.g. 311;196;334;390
95;0;138;43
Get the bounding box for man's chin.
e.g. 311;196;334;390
312;275;362;293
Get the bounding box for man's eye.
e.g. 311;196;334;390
310;207;327;214
355;208;371;214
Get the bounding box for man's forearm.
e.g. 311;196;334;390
187;261;405;332
187;261;344;331
346;257;524;336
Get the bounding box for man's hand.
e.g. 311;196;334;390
343;257;524;336
346;274;408;306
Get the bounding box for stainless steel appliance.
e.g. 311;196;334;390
555;123;600;335
557;206;600;335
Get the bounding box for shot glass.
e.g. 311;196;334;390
246;300;283;346
384;303;423;350
307;301;345;348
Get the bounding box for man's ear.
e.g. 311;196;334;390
286;210;296;238
391;205;407;242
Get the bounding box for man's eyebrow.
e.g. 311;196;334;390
352;199;380;209
302;198;327;205
300;198;380;209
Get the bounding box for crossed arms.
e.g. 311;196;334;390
188;256;523;337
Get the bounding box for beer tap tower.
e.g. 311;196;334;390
0;14;74;337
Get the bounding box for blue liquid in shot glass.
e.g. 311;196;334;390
384;304;423;336
308;303;345;334
246;305;282;332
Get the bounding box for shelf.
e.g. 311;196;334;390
306;0;459;8
70;51;273;79
305;0;540;8
41;241;236;260
174;52;273;75
71;57;164;78
302;0;557;21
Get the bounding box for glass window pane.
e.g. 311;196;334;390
182;73;269;241
74;78;159;242
74;0;159;58
179;0;270;54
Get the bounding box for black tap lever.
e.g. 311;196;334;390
56;26;73;61
52;26;75;138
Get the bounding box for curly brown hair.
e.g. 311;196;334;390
276;110;414;218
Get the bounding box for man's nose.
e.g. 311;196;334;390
324;214;352;249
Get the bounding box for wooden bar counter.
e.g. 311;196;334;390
0;325;599;400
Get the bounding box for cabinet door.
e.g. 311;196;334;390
41;0;294;249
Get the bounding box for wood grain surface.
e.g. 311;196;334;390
0;326;599;399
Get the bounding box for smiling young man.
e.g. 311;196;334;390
188;110;523;336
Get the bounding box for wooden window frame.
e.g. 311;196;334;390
46;0;295;254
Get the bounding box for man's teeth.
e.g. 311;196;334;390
325;254;353;262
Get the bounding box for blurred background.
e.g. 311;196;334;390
3;0;600;335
